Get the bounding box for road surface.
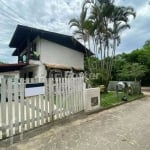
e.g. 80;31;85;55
1;89;150;150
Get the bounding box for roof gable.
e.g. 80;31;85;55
10;25;93;56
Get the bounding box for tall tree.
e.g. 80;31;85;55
69;0;136;88
69;6;93;71
143;39;150;48
69;6;88;43
108;5;136;78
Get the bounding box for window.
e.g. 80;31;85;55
29;72;33;78
32;43;36;52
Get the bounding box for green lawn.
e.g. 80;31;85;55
101;91;144;108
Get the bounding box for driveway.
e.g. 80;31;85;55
1;94;150;150
142;87;150;96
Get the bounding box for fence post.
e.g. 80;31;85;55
7;78;13;138
51;78;54;121
14;78;19;134
34;78;40;127
31;78;35;128
48;78;53;121
1;78;7;139
25;78;30;130
20;78;25;140
58;78;61;119
40;78;44;125
62;78;65;117
45;78;49;123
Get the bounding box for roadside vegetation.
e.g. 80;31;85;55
69;0;149;109
112;40;150;86
69;0;136;88
84;39;150;87
101;92;144;108
0;61;4;64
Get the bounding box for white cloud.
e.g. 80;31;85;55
0;0;150;63
116;0;150;53
0;0;83;63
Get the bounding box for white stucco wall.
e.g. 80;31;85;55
84;88;101;112
20;64;46;78
0;71;19;83
19;36;84;79
40;39;84;70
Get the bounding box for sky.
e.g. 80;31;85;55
0;0;150;63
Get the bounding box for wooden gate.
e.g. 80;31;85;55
0;77;84;140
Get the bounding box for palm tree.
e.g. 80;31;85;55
69;6;88;43
69;6;92;71
88;0;114;82
69;4;96;73
108;5;136;78
69;0;136;87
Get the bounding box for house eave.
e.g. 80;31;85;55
10;25;94;56
0;63;27;72
45;63;84;71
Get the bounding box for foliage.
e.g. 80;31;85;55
118;63;147;81
112;40;150;85
143;39;150;48
101;91;144;108
0;61;4;64
84;56;110;87
69;0;136;88
30;51;40;60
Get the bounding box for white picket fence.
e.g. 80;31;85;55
0;77;84;140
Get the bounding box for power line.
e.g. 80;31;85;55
0;5;26;25
0;10;22;24
0;0;26;22
0;0;47;30
0;0;28;25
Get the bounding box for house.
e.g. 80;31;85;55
9;25;92;78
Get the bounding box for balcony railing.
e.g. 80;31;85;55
30;53;40;60
18;52;40;64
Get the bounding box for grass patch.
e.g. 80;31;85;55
101;91;144;108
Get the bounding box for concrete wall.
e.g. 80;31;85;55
108;81;141;94
84;88;100;112
40;39;84;70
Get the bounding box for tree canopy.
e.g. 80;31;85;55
69;0;136;87
0;61;4;64
84;38;150;86
112;40;150;85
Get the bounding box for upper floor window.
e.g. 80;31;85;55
31;42;36;52
30;41;40;60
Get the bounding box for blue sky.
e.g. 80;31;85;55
0;0;150;63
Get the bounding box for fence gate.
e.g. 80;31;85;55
0;77;84;140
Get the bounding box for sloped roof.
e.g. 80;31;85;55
0;63;26;72
45;63;83;71
10;25;93;56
